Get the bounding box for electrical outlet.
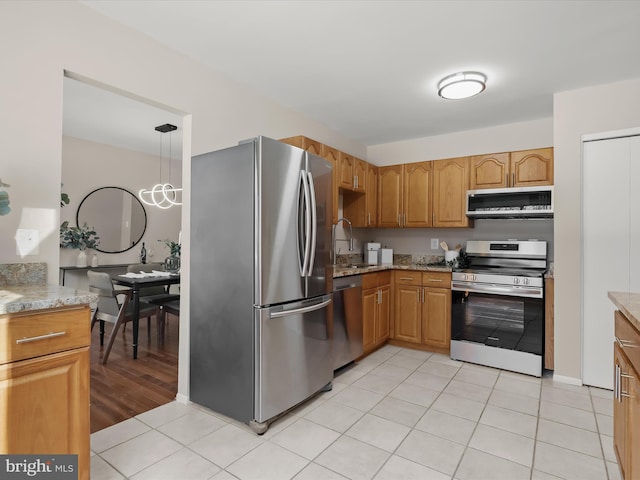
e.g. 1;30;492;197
430;238;439;250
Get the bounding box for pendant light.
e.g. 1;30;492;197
438;71;486;100
139;123;183;209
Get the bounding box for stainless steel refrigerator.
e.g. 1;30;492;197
190;136;333;434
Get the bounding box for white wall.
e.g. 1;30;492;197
61;136;182;267
0;1;366;400
554;77;640;382
367;118;553;165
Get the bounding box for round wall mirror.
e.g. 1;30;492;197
76;187;147;253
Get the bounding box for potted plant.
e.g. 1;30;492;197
60;221;100;267
159;238;181;273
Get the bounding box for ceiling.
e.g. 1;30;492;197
71;0;640;152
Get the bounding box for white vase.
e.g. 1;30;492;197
76;249;87;268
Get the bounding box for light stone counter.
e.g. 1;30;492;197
333;263;452;278
608;291;640;332
0;284;97;314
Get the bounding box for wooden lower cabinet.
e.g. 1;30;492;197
545;278;554;370
392;271;451;352
0;306;91;480
362;272;391;353
613;309;640;480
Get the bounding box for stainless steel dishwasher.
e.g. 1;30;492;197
332;275;363;370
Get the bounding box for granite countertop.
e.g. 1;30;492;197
333;263;452;278
0;284;97;315
608;291;640;332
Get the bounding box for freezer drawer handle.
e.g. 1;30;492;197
270;298;332;318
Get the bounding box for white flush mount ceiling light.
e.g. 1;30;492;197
438;71;487;100
139;123;183;209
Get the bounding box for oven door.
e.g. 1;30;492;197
451;288;543;354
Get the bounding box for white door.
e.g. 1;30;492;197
582;134;640;389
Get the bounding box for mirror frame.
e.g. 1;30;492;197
76;186;147;254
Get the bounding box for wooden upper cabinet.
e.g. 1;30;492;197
365;163;378;227
377;165;403;227
321;145;340;225
510;148;554;187
470;153;510;189
338;153;367;192
470;148;554;189
279;135;323;156
353;158;367;192
338;152;355;189
403;161;432;227
433;157;472;227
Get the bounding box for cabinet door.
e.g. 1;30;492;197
470;153;510;189
377;165;403;228
433;157;472;227
510;148;554;187
422;288;451;349
365;163;378;227
0;348;90;480
339;152;355;190
394;285;421;343
403;161;432;227
362;287;378;352
628;367;640;480
354;158;367;192
376;285;391;344
614;343;628;476
321;145;340;225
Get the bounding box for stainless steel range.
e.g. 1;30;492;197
450;240;547;377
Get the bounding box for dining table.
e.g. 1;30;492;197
111;272;181;359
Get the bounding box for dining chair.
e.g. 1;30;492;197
87;270;159;364
149;298;180;345
127;263;180;342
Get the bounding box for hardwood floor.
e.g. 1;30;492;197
90;313;179;433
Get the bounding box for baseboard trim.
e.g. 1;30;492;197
552;373;583;386
175;393;189;404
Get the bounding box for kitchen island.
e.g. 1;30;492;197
1;271;96;480
608;291;640;480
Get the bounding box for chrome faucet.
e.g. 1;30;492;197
333;217;353;265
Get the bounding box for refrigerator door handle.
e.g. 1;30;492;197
270;297;332;318
306;171;317;277
298;170;312;277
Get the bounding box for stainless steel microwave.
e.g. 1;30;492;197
466;185;554;219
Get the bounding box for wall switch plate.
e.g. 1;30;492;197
16;229;39;256
430;238;439;250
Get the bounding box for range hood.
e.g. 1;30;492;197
466;185;554;219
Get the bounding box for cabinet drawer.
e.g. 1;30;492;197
422;271;452;288
0;306;91;365
615;310;640;371
394;271;422;286
362;273;378;290
377;271;391;286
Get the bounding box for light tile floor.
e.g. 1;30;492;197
91;345;620;480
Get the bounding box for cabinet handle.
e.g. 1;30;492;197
512;172;515;186
368;212;371;225
377;289;382;304
16;331;67;344
616;336;637;348
426;278;443;282
615;364;620;401
400;277;415;281
421;288;425;303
